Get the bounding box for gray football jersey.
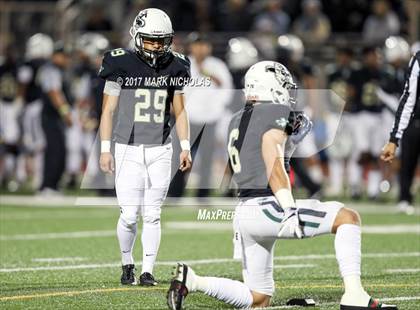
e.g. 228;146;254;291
227;103;293;197
99;48;190;145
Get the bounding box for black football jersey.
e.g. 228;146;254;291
325;64;353;112
19;58;45;104
98;48;191;145
348;66;395;113
227;103;294;198
0;60;18;102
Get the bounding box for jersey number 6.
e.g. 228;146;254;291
134;89;167;123
228;128;242;173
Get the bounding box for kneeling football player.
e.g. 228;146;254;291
167;61;397;309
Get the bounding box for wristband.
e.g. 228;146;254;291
101;140;111;153
180;139;190;151
59;104;70;117
274;189;295;209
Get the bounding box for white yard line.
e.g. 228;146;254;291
31;257;86;263
386;268;420;274
0;252;419;273
273;264;316;269
1;195;419;214
0;230;115;240
1;223;419;241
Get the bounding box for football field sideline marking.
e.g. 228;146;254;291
1;223;419;241
386;268;420;274
0;252;419;273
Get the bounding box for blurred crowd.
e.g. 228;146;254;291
0;0;419;202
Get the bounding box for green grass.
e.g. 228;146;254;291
0;202;419;309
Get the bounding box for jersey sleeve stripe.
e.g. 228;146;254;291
390;54;419;143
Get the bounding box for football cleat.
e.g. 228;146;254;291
121;264;137;285
139;272;158;286
167;263;195;310
341;298;398;310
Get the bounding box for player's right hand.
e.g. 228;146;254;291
100;152;114;174
278;208;304;239
380;142;397;163
63;112;73;127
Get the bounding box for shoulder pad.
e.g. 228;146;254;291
172;51;191;67
99;48;132;81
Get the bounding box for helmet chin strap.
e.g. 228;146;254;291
135;33;168;67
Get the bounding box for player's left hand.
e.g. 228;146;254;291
380;142;397;163
290;113;313;145
179;150;192;172
278;208;304;239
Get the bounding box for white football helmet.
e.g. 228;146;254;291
384;36;410;63
129;8;174;66
277;34;304;63
244;61;296;107
77;33;109;61
226;37;259;71
411;41;420;55
25;33;53;60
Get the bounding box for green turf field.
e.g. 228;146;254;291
0;201;419;309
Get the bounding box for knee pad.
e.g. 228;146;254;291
119;207;139;228
142;207;161;225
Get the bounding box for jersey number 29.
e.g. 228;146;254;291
134;89;167;123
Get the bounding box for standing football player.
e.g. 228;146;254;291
18;34;53;190
98;8;191;286
347;47;395;199
167;61;397;309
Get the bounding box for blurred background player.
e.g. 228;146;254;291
65;33;109;189
17;33;53;190
0;45;22;191
38;42;73;195
381;51;420;215
276;33;323;198
324;47;356;197
169;32;232;198
346;47;395;199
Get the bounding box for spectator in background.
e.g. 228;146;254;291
168;33;233;198
293;0;331;44
217;0;253;32
252;0;290;36
38;43;73;196
0;46;23;191
84;5;113;32
363;0;400;44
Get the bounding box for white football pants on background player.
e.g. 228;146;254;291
22;100;45;189
114;142;172;274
